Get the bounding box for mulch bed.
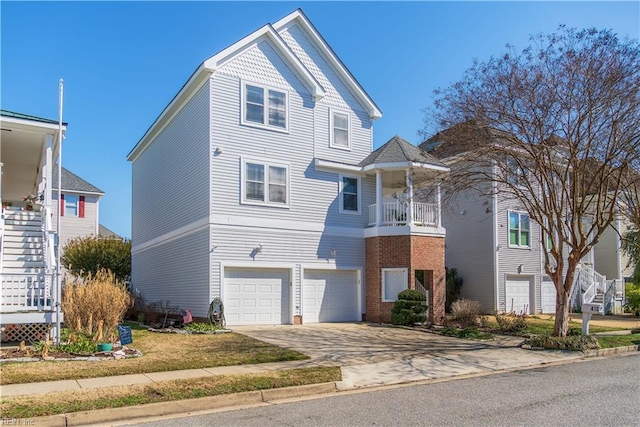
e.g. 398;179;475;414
0;346;141;362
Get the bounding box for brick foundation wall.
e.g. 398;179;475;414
365;234;446;324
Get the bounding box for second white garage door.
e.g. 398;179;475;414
303;269;359;323
224;268;290;325
505;276;531;315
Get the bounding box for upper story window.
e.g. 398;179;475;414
242;158;289;208
242;82;288;131
509;211;530;248
339;174;360;214
60;194;85;218
505;158;528;187
330;109;351;150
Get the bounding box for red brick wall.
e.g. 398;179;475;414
365;235;445;324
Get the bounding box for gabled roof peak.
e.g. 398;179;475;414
360;135;447;169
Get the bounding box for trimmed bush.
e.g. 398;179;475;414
625;287;640;316
451;299;481;328
390;289;427;326
62;236;131;283
495;314;528;334
525;333;600;351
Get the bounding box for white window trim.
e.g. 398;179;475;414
240;80;290;133
508;210;531;249
240;157;291;209
64;193;79;217
329;108;351;151
381;267;408;302
338;173;361;215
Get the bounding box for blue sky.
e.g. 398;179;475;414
2;1;638;239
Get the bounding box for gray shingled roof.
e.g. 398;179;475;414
99;224;122;239
359;135;447;168
53;167;104;194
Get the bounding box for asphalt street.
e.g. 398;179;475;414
126;353;640;427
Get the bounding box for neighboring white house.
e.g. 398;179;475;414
128;9;450;326
420;123;625;315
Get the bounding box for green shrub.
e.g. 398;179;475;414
441;326;493;340
390;290;427;326
62;236;131;283
451;299;481;327
446;268;463;312
184;322;222;333
495;314;528;334
525;334;600;351
625;288;640;316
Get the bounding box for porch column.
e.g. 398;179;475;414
44;135;53;208
406;169;414;225
437;182;442;228
376;170;383;227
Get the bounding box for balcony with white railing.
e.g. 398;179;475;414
368;202;439;227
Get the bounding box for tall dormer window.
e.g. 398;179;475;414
330;109;351;150
242;82;288;131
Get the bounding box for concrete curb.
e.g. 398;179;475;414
29;383;338;427
582;344;640;358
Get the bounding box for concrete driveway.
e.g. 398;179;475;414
232;322;524;366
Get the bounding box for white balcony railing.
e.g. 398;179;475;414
1;274;53;311
368;202;438;227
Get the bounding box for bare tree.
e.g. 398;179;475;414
620;173;640;283
423;27;640;336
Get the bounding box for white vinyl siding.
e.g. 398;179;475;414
51;194;99;250
382;268;408;302
131;229;210;318
330;109;350;150
241;81;289;132
131;82;210;244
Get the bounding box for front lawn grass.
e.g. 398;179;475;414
0;367;340;419
0;328;308;385
595;334;640;348
485;316;624;336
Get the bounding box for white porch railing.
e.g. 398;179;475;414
368;202;438;227
1;274;53;311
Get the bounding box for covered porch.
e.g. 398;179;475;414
0;110;64;330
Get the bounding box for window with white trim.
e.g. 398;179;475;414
509;211;530;248
242;82;288;130
65;194;79;217
330;109;350;149
242;159;289;207
339;174;360;214
382;268;408;302
505;158;527;187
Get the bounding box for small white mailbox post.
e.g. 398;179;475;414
581;303;604;335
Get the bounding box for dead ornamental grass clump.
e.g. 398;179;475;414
450;299;481;328
62;269;132;342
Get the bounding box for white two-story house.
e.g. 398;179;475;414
421;123;625;315
128;9;449;326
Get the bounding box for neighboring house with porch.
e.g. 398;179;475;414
0;109;63;341
127;9;449;326
420;123;625;315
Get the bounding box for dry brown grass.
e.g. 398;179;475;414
0;329;308;385
62;270;131;342
0;367;341;418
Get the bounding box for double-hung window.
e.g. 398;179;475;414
509;211;530;248
505;158;527;187
330;109;350;150
339;174;360;214
243;82;288;131
242;159;289;207
65;194;79;217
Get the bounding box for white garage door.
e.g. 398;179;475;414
224;268;290;325
505;277;531;315
303;269;359;323
542;278;557;314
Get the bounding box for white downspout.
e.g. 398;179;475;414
436;182;442;228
